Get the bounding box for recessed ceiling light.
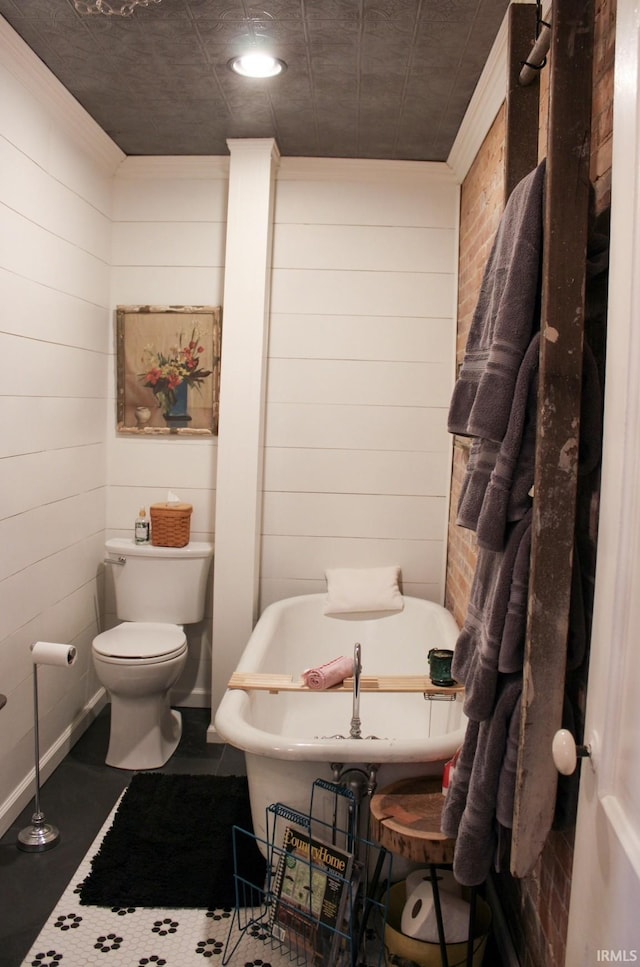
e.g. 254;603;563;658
228;53;287;78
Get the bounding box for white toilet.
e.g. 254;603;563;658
92;537;214;770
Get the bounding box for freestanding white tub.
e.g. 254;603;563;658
214;593;466;846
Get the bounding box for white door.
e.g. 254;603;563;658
564;1;640;962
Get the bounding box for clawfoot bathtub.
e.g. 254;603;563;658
214;593;466;845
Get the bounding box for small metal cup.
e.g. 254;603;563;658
428;648;456;686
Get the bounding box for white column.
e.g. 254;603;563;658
209;138;280;728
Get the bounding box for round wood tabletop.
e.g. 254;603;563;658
369;775;456;865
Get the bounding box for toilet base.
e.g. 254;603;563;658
106;696;183;770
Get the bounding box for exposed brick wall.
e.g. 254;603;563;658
444;106;505;626
492;826;576;967
444;3;616;964
455;109;506;365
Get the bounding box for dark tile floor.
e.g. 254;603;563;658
0;705;505;967
0;706;244;967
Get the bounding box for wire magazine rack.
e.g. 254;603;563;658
222;778;391;966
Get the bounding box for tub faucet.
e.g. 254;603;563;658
350;642;362;739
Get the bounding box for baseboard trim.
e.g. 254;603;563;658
172;686;210;709
485;873;521;967
206;722;225;744
0;688;107;839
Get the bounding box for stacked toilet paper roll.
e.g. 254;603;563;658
30;642;77;667
400;870;470;944
405;868;460;898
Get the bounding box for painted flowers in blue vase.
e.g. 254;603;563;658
139;328;212;429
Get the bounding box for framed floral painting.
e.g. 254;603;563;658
116;305;222;436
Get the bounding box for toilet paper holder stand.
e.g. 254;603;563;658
17;642;76;852
18;660;60;851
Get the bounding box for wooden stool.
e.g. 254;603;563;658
370;776;477;967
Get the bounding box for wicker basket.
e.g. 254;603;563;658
150;502;192;547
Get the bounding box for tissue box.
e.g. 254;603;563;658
150;502;192;547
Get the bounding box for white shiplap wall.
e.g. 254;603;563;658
0;3;507;830
107;158;228;705
0;21;121;831
261;160;459;608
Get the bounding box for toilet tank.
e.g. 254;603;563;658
105;538;214;624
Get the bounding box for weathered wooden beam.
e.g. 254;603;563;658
511;0;595;878
504;3;541;203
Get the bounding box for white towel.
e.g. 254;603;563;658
324;566;404;615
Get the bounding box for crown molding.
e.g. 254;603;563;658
277;156;457;184
118;155;454;184
0;16;124;174
115;156;231;179
227;137;281;163
447;4;510;182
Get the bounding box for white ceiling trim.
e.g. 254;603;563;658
0;15;124;174
447;5;509;183
115;156;231;180
277;156;458;184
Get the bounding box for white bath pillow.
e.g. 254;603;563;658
324;566;404;615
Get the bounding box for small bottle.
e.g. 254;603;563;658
134;507;150;544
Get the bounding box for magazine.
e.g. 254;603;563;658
269;824;355;965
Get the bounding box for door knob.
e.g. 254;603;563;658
552;729;591;775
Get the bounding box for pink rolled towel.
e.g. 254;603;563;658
301;656;354;690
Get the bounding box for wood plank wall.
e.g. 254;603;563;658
261;165;460;609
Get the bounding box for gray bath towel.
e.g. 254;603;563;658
495;691;521;829
496;522;531;676
457;332;602;553
451;510;532;721
448;160;545;443
440;718;480;839
457;334;540;543
476;337;602;551
455;437;501;533
441;674;523;887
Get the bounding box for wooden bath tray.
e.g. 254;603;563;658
227;672;464;696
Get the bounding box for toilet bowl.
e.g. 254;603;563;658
93;538;214;770
92;622;188;770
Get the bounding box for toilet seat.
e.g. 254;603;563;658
93;622;187;665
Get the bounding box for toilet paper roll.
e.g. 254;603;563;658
30;642;77;667
401;879;470;944
405;868;460;898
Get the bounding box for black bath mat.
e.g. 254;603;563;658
79;773;266;909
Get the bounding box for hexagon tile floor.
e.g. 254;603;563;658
22;804;290;967
22;798;384;967
21;800;267;967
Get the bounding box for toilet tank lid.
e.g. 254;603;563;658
106;537;214;559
